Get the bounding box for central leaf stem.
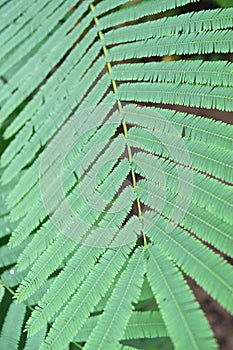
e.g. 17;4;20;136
90;3;148;246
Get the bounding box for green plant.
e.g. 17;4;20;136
0;0;233;349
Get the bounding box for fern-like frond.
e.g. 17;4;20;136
9;133;125;247
9;116;126;246
75;311;168;343
146;244;217;350
127;126;233;182
132;151;233;224
0;301;26;350
105;8;233;44
118;82;233;111
1;59;107;184
15;234;77;302
0;0;73;67
26;245;102;335
0;238;30;267
137;179;233;256
84;247;145;350
0;0;36;34
38;218;140;349
144;211;233;313
0;0;233;349
23;327;47;350
109;30;233;60
15;221;59;271
26;186;135;335
112;60;233;87
0;1;91;116
122;104;233;149
99;0;201;29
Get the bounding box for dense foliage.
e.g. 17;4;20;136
0;1;233;349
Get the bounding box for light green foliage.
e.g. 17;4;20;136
0;301;26;350
0;1;233;349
